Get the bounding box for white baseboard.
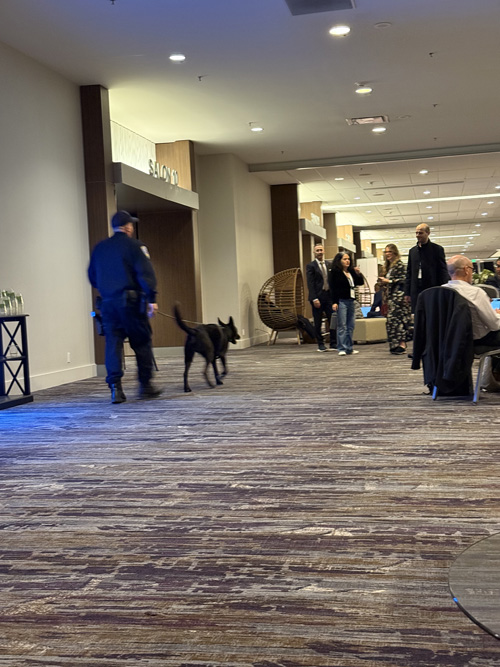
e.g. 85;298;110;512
30;364;96;392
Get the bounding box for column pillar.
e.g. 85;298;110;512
353;230;362;261
270;184;302;273
323;212;338;260
80;84;116;366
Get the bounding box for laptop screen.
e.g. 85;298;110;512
491;298;500;310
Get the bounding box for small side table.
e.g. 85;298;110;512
0;314;33;410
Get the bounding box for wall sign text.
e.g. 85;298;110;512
148;159;179;185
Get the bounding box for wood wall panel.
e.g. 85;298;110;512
80;85;116;366
323;212;338;260
337;225;353;243
137;211;199;347
270;184;302;273
156;141;196;191
354;230;362;260
300;201;323;224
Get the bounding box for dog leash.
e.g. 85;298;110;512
156;310;203;326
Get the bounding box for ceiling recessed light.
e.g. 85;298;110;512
419;169;429;175
334;177;344;181
365;210;372;213
423;190;431;195
487;201;495;204
372;126;387;133
481;212;488;216
250;126;264;132
374;22;392;29
329;24;351;36
496;185;500;190
475;224;481;227
426;206;433;209
169;53;186;62
355;84;373;95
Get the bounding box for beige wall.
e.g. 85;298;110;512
0;39;276;392
196;154;273;347
0;41;94;390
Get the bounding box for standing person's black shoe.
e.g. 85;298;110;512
139;382;162;399
317;343;327;352
110;381;126;404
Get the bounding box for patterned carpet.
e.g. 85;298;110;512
1;341;500;666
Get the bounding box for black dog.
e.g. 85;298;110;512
174;305;240;392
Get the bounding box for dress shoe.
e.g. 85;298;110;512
110;382;126;404
139;382;162;399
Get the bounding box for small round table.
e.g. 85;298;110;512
449;532;500;640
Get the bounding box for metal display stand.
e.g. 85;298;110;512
0;314;33;409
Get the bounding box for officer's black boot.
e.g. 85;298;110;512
110;381;126;404
139;382;162;399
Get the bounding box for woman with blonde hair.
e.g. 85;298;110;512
378;243;411;355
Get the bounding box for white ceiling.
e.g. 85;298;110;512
1;0;500;259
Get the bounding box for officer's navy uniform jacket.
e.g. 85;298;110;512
88;232;157;303
88;231;157;386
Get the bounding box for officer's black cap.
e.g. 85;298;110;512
111;210;139;228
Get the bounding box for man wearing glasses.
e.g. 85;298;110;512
405;224;449;313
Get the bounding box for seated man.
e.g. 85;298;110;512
445;255;500;376
366;284;383;317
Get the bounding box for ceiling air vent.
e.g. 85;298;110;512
284;0;355;16
346;115;389;125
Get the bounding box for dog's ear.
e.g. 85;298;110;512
218;317;224;326
229;316;234;326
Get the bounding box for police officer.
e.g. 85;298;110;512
88;210;162;403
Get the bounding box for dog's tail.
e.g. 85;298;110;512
173;304;196;335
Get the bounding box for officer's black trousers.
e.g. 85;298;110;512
101;300;154;386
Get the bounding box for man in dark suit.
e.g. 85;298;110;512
405;224;449;312
306;243;335;351
485;257;500;290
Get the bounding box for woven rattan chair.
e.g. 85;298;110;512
257;268;305;344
